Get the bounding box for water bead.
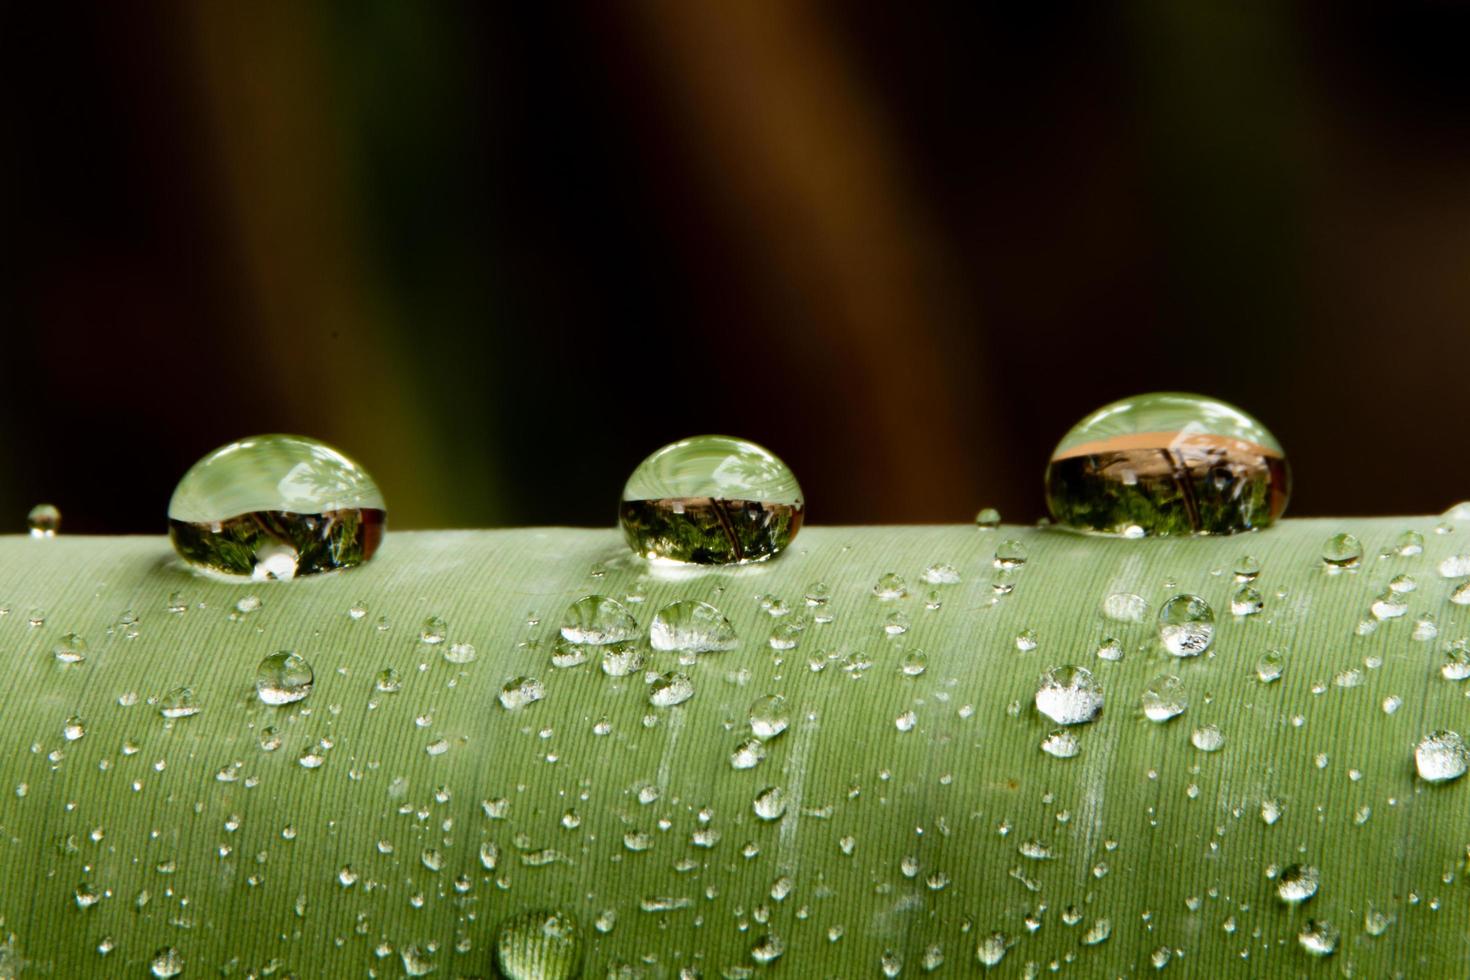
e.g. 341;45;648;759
494;909;584;980
749;694;790;739
1040;729;1080;759
1321;533;1363;569
648;671;695;707
560;595;638;646
619;435;803;564
1044;393;1289;536
1033;666;1103;726
648;600;738;653
168;435;385;580
1297;920;1339;957
1415;730;1469;783
1158;594;1215;657
1141;674;1188;722
255;651;314;706
27;503;60;537
1190;724;1226;752
499;676;546;711
974;507;1002;529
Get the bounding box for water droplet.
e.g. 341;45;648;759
1415;730;1470;783
1157;594;1214;657
150;946;184;978
419;615;447;645
649;671;694;707
730;736;767;770
1370;590;1408;620
975;507;1002;529
1034;666;1103;725
1095;637;1123;661
599;643;645;677
1364;907;1392;937
1191;724;1225;752
167;435;384;579
750;933;785;965
560;595;638;646
255;651;314;706
895;709;918;732
1297;920;1338;956
375;667;402;693
1014;629;1038;652
1141;674;1188;722
27;502;60;537
1277;863;1320;903
752;785;787;820
1230;585;1263;616
62;715;86;741
259;727;282;751
1441;643;1470;681
1255;649;1285;683
494;909;584;980
1390;573;1417;593
883;612;910;637
1102;592;1148;623
53;632;87;664
900;649;929;676
158;687;200;719
749;694;790;739
993;540;1027;569
921;563;961;585
499;677;545;711
1322;533;1363;569
1044;393;1289;535
1395;529;1425;556
1234;555;1261;581
649;600;738;652
444;641;477;665
1080;918;1112;946
872;572;908;600
1041;729;1080;759
619;435;802;563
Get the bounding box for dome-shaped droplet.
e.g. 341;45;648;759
1321;533;1363;569
1044;393;1289;536
1276;863;1320;903
748;694;790;739
649;671;694;707
494;909;584;980
499;676;545;711
158;686;201;719
1297;920;1338;957
1158;594;1215;657
150;946;185;978
1034;666;1103;725
1141;674;1188;722
1415;730;1469;783
27;503;60;537
255;651;314;705
1191;723;1225;752
168;435;385;580
560;595;638;646
619;435;803;564
648;600;738;652
1040;729;1080;759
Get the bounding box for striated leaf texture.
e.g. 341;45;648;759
0;520;1466;977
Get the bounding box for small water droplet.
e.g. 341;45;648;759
150;946;184;978
1297;919;1338;956
750;933;785;965
598;643;645;677
1322;533;1363;569
1095;637;1123;661
1014;629;1038;652
975;507;1002;529
375;667;402;693
168;435;384;579
749;694;790;739
499;677;545;711
255;651;314;706
1157;594;1214;657
730;736;767;770
27;502;60;537
1191;724;1225;752
1275;863;1320;904
494;908;584;980
993;540;1027;569
53;632;87;664
921;562;961;585
900;649;928;676
1034;666;1103;725
1040;729;1079;759
419;616;447;645
1080;918;1112;946
752;785;787;820
1141;674;1188;722
1102;592;1148;622
1044;393;1289;535
619;435;802;564
62;715;86;741
649;671;694;707
158;687;200;719
444;641;477;665
872;572;908;600
649;600;738;652
1415;730;1469;783
560;595;638;645
1255;649;1285;683
1230;585;1263;616
1234;555;1261;581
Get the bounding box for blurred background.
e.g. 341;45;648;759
3;3;1469;533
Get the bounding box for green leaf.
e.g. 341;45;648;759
0;519;1464;976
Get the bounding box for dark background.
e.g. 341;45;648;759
3;3;1468;533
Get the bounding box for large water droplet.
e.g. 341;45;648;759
753;785;787;820
619;435;802;564
1191;724;1225;752
560;595;638;646
1321;533;1363;570
499;677;545;711
158;687;201;719
27;503;60;537
1044;393;1289;535
494;909;584;980
1158;594;1214;657
648;671;694;707
648;600;737;652
975;507;1002;529
1034;666;1103;725
1141;674;1188;722
150;947;184;977
1415;730;1469;783
167;435;384;579
976;932;1010;966
255;651;314;706
1297;920;1338;957
1276;863;1319;903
